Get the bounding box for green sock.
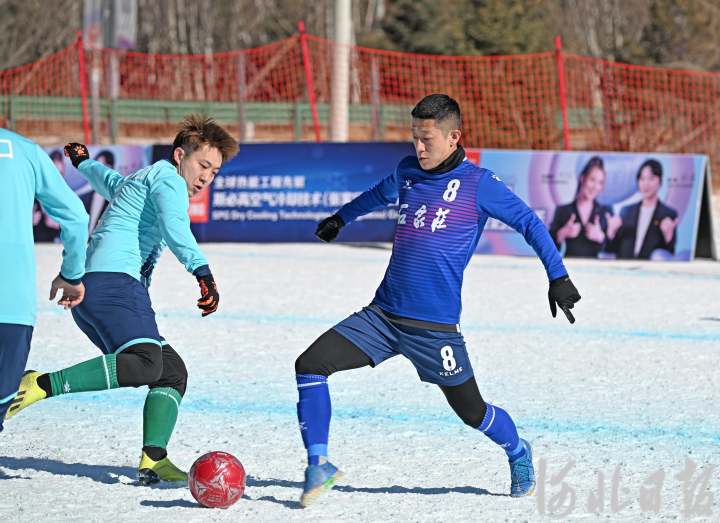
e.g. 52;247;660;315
143;387;183;450
48;354;119;396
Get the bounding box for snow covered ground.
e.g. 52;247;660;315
2;243;719;522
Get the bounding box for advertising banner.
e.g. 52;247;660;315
470;149;710;261
152;143;415;242
36;143;713;260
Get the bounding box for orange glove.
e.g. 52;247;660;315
196;273;219;317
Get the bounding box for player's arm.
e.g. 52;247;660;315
64;143;123;201
150;173;219;316
477;170;580;323
316;170;399;242
33;144;89;307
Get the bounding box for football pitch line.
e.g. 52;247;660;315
37;307;720;343
49;390;720;446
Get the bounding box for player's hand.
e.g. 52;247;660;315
548;276;581;324
49;275;85;309
315;214;344;242
64;142;90;168
196;273;219;317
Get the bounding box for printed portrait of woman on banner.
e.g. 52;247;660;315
549;156;614;258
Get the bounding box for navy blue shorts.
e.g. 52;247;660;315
0;323;33;430
71;272;162;354
333;307;473;386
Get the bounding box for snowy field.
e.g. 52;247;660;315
2;242;719;522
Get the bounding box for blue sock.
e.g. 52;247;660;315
296;374;331;466
477;403;525;460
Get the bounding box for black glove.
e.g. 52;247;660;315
548;276;581;324
64;142;90;168
196;273;219;317
315;214;345;242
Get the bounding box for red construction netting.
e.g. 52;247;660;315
0;42;84;138
304;35;562;148
97;36;305;102
1;33;719;179
562;52;720;163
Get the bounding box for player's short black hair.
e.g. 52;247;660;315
636;159;662;181
411;94;462;131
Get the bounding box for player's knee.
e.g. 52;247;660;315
117;343;163;387
442;378;488;428
294;351;329;376
164;369;187;397
157;344;188;397
458;401;487;428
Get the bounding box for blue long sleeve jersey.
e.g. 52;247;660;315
0;129;88;326
78;158;208;285
336;156;568;324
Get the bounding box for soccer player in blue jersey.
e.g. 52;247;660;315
0;128;88;432
294;94;581;506
7;115;238;484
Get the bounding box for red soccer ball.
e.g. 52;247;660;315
188;451;246;508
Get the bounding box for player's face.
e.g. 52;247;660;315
175;144;223;197
637;166;660;199
580;166;605;201
412;118;461;170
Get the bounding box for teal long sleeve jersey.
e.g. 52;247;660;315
0;129;89;326
79;158;209;286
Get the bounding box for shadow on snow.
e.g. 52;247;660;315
0;456;179;489
0;459;505;511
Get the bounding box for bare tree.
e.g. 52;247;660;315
548;0;652;62
1;0;718;71
0;0;81;68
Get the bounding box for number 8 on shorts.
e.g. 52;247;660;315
440;345;457;371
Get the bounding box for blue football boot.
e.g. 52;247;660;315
509;439;536;497
300;461;343;507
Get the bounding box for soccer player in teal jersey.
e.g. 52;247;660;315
0;128;88;432
8;116;238;484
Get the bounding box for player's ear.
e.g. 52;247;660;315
173;146;185;166
449;129;461;146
